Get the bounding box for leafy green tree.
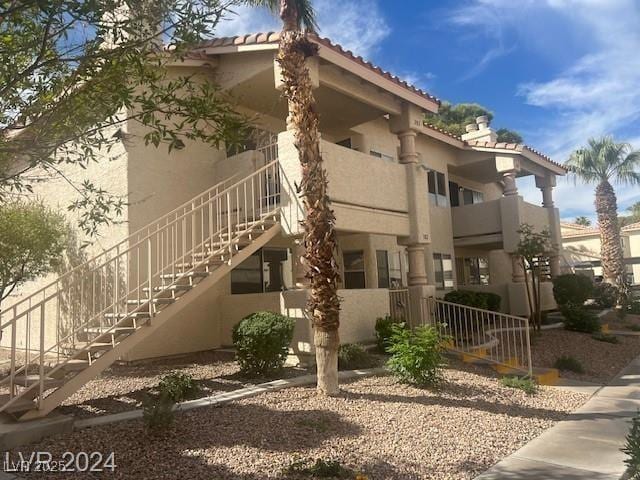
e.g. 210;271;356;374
0;202;67;312
425;102;522;142
496;128;523;144
0;1;246;236
574;216;591;227
621;201;640;227
516;224;552;331
566;137;640;291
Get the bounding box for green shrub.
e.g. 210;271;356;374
338;344;378;371
629;301;640;315
444;289;501;311
594;282;619;309
375;316;405;353
142;393;174;431
284;458;353;478
386;323;446;386
232;311;295;376
560;304;601;333
553;355;584;373
623;411;640;479
592;332;619;344
626;323;640;332
500;376;537;395
552;274;593;306
158;372;198;402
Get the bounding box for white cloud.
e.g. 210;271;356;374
450;0;640;218
216;0;390;58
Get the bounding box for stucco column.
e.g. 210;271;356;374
407;245;428;287
536;175;561;278
502;171;518;196
512;254;526;283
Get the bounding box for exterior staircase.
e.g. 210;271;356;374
0;160;284;420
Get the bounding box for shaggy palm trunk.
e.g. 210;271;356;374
596;180;624;287
277;30;341;395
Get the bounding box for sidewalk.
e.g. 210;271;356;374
476;357;640;479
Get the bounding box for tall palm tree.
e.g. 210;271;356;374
245;0;341;394
566;137;640;290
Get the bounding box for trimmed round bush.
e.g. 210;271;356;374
553;274;593;306
444;289;501;312
560;305;601;333
594;283;619;309
232;311;295;376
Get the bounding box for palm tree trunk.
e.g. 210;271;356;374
277;30;341;395
596;180;624;287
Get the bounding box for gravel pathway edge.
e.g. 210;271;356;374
74;367;389;430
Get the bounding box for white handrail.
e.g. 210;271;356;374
422;297;533;378
0;153;283;414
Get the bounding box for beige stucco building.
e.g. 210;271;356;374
561;221;640;285
3;32;567;364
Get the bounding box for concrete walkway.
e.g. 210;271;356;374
476;358;640;479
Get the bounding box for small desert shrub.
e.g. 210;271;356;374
560;304;601;333
232;311;295;377
594;282;619;309
142;393;174;431
554;355;584;373
552;274;593;306
284;458;354;478
338;344;378;371
158;372;198;402
444;289;501;311
375;316;404;352
623;411;640;479
500;376;537;395
592;332;619;344
386;323;446;387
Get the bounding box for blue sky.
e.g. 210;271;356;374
217;0;640;222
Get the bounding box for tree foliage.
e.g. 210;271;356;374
0;202;67;307
0;0;247;237
574;216;591;226
621;201;640;227
425;101;522;142
516;224;552;331
566;136;640;291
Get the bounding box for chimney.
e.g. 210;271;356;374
461;115;497;143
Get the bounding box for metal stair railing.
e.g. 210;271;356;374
0;159;282;414
421;297;533;377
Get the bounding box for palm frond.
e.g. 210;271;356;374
242;0;318;31
566;136;640;186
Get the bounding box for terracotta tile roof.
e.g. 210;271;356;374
422;123;464;143
195;32;440;106
561;222;600;237
466;140;567;172
623;221;640;232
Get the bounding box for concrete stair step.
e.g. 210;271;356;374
126;297;175;306
0;394;37;414
160;271;208;281
84;325;137;335
12;375;64;390
64;342;113;353
59;359;90;372
104;312;151;322
142;284;193;294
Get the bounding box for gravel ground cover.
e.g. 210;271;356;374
531;328;640;383
57;350;311;418
13;364;587;480
602;311;640;331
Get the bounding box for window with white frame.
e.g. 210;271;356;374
427;170;448;207
433;253;454;290
231;248;292;294
376;250;405;289
462;187;484;205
